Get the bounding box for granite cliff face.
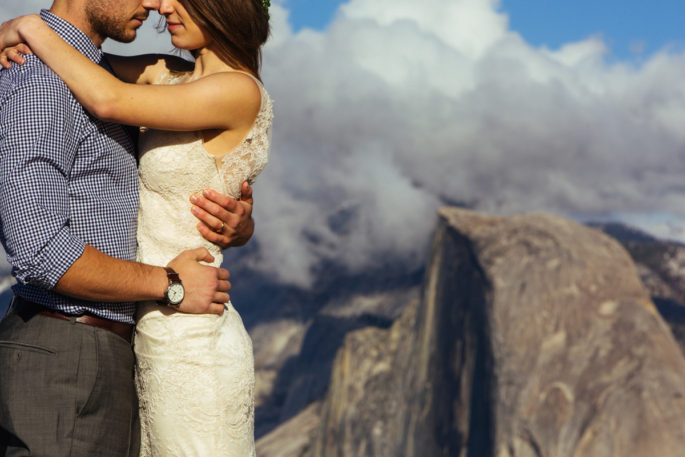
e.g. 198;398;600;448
258;208;685;457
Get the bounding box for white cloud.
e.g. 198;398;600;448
2;0;685;288
339;0;508;59
255;0;685;284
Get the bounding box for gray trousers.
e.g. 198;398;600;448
0;312;140;457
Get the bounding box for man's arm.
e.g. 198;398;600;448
56;245;229;315
192;182;255;249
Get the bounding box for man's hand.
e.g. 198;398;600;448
167;247;230;315
191;181;254;250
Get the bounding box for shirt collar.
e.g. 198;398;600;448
40;9;103;65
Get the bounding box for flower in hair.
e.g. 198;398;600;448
262;0;271;19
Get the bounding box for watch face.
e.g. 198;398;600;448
167;283;185;305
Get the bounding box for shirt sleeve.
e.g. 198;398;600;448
0;76;86;289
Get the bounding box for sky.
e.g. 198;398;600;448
5;1;681;61
283;0;685;61
1;0;685;286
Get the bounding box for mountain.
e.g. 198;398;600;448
256;209;685;457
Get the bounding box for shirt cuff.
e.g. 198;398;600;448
30;228;86;290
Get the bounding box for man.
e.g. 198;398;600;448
0;0;256;455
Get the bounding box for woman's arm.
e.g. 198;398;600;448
0;15;260;131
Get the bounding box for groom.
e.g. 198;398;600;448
0;0;255;456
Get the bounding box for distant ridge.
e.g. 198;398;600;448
588;220;684;246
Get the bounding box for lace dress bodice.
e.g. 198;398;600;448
134;72;271;457
136;72;272;268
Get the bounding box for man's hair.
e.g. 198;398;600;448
182;0;270;79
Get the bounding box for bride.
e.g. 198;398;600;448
0;0;272;455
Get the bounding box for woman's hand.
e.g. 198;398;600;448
0;15;41;68
0;43;33;69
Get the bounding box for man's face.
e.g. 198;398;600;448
86;0;159;43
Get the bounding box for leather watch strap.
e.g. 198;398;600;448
164;266;181;283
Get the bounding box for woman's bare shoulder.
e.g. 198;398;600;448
189;71;263;129
204;71;262;103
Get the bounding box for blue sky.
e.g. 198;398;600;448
285;0;685;61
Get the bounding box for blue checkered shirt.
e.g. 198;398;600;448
0;11;139;324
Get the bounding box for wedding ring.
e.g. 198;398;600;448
215;222;224;233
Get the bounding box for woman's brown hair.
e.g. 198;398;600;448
180;0;270;79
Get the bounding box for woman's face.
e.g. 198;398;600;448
158;0;212;50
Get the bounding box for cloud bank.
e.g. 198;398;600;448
2;0;685;288
248;0;685;286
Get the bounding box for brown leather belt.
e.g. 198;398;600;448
12;297;133;343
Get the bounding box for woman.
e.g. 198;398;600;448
0;0;272;455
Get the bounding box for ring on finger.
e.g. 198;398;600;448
215;222;224;233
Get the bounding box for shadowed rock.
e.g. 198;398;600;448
617;239;685;351
310;208;685;457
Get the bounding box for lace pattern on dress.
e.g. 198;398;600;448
219;80;273;198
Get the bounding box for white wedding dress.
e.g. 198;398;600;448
133;72;272;457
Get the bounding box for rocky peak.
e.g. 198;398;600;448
301;208;685;457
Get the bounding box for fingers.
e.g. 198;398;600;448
190;192;237;232
7;48;25;65
17;43;32;55
196;222;230;247
202;188;236;210
216;280;231;295
192;205;231;233
213;291;230;304
240;182;253;204
190;246;214;264
192;191;233;219
209;303;226;316
216;267;230;281
212;272;231;312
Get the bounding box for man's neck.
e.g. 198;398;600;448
49;1;105;47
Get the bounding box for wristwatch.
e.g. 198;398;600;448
162;267;185;307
